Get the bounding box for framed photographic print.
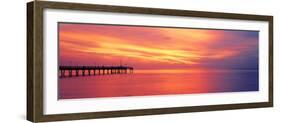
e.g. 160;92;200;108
27;1;273;122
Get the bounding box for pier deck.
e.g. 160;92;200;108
59;66;134;77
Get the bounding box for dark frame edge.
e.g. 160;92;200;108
37;102;271;122
268;16;274;107
37;1;272;21
27;1;45;122
27;1;35;122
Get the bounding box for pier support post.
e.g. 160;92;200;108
69;70;72;77
62;70;65;77
60;70;63;77
88;69;91;76
76;70;79;76
82;70;85;76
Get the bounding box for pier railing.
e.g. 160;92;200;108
59;66;134;77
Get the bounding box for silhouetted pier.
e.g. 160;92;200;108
59;66;134;77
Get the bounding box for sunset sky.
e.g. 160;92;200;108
59;23;259;70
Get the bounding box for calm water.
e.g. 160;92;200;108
59;70;258;99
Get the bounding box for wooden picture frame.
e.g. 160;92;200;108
27;1;273;122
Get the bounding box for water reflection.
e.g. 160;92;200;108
59;69;258;99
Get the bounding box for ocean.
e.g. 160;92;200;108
59;69;258;99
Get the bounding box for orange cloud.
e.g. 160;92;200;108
59;23;258;70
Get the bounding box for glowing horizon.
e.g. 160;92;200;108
59;23;259;70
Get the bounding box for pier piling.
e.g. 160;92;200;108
59;66;134;78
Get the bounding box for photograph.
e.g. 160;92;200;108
58;23;259;99
26;1;273;122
